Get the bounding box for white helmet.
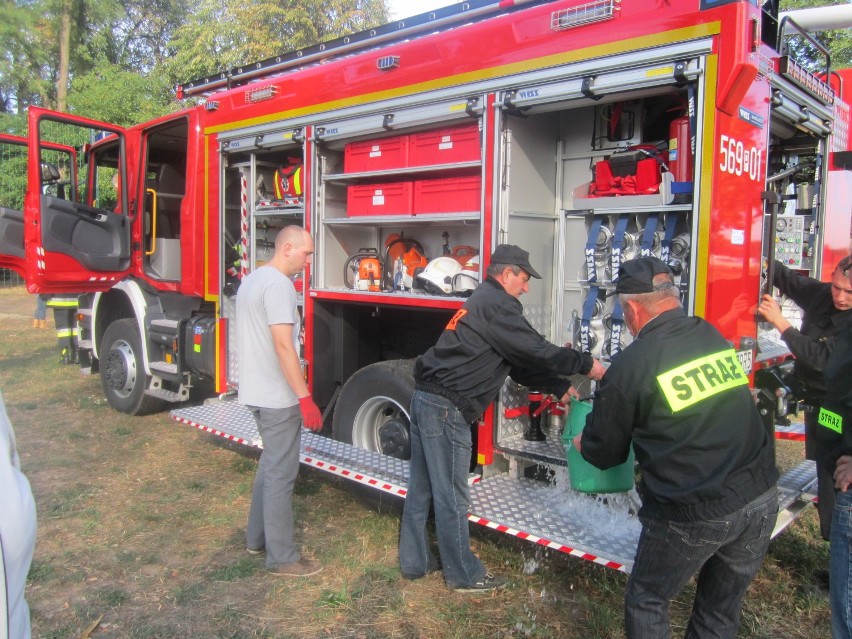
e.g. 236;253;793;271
417;256;463;295
452;254;480;295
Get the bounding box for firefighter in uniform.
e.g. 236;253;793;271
574;256;778;639
399;244;605;592
819;256;852;639
757;256;852;541
45;295;79;365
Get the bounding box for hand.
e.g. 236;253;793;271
587;358;606;381
571;433;582;452
756;294;789;331
835;456;852;492
298;396;323;431
560;387;580;404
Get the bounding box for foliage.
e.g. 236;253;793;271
780;0;852;71
67;62;177;126
162;0;388;87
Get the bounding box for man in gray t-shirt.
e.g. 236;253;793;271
236;225;323;578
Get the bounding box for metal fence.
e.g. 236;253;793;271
0;269;24;287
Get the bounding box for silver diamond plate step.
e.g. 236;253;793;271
469;474;641;571
497;425;568;467
171;401;409;495
170;400;818;574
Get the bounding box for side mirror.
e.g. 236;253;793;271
40;162;60;184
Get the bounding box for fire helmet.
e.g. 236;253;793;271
417;256;463;295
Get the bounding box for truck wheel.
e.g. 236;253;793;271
332;360;415;460
99;318;164;415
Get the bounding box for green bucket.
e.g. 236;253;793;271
562;398;635;494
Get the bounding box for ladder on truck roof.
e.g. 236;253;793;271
171;400;817;573
177;0;620;98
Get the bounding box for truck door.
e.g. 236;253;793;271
24;107;131;293
0;133;78;277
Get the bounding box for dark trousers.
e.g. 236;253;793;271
625;487;778;639
807;406;836;540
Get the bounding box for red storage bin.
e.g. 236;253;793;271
413;176;481;214
410;124;480;166
347;182;413;216
344;136;409;173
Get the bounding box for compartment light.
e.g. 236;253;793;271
245;85;279;104
551;0;620;32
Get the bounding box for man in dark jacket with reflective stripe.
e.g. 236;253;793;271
575;256;778;639
399;244;604;592
758;257;852;540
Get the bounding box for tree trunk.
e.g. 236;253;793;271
57;0;73;112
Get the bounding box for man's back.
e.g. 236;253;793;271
583;308;778;521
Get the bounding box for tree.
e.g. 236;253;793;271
163;0;388;89
779;0;852;72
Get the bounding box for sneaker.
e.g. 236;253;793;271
269;557;323;578
246;547;264;555
452;572;507;593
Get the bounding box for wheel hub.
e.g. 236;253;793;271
103;340;137;397
378;417;410;459
352;396;411;460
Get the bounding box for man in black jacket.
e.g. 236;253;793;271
758;256;852;540
399;244;604;592
575;256;778;639
822;256;852;639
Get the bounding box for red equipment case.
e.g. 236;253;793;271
409;124;480;166
347;182;414;216
413;176;481;214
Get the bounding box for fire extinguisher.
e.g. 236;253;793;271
668;112;692;183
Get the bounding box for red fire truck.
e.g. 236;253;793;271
1;0;851;571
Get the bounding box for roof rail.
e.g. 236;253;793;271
177;0;549;98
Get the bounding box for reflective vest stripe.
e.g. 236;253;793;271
818;408;843;434
56;328;78;338
46;299;78;307
656;348;748;413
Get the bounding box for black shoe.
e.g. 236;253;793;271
452;572;507;593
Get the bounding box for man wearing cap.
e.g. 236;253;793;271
574;256;778;638
399;244;605;592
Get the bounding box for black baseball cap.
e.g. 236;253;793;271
490;244;541;279
615;256;674;294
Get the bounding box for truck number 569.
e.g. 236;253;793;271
719;134;762;182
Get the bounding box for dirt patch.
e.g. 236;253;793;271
0;286;830;638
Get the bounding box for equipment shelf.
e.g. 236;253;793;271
565;203;693;216
322;212;480;225
253;205;304;218
323;160;481;183
310;287;467;308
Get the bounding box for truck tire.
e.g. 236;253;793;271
99;318;164;415
332;359;415;460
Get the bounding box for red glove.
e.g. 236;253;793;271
298;396;323;431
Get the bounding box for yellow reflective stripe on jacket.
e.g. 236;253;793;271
46;299;78;307
818;408;843;434
56;328;78;338
657;349;748;413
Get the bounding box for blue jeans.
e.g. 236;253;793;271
625;486;778;639
398;390;486;587
246;405;302;569
831;488;852;639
